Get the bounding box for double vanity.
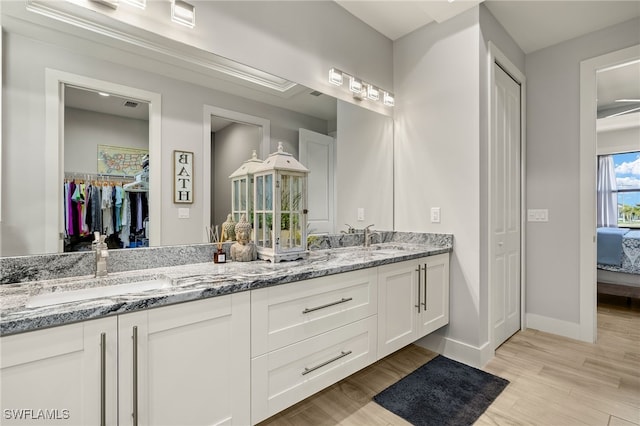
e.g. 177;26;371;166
0;232;452;425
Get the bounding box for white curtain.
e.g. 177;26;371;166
597;155;618;227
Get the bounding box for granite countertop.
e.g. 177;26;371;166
0;242;451;336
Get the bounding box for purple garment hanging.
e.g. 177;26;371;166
67;182;75;236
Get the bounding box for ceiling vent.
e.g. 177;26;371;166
309;90;323;97
123;100;139;108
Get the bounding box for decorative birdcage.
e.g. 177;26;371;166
229;150;263;226
253;142;309;262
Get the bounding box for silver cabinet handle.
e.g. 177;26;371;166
132;326;138;426
100;332;106;426
302;297;353;314
415;266;421;312
422;264;428;309
302;350;353;375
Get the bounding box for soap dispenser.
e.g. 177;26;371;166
93;231;109;277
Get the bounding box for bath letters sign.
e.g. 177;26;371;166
174;150;194;204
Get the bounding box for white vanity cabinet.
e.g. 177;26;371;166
117;292;251;426
250;268;378;424
0;317;118;425
0;292;251;426
377;253;450;359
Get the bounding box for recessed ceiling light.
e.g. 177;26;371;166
98;92;110;97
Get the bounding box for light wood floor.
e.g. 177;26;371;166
258;295;640;426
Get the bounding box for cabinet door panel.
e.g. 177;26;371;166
418;254;450;337
119;294;250;426
1;318;118;426
377;261;418;359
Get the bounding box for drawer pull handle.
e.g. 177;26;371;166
132;326;138;426
302;297;353;314
302;350;353;376
415;266;421;313
423;263;428;309
100;332;106;426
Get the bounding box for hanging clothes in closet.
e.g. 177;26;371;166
63;174;149;252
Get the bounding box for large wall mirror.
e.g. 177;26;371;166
0;4;394;258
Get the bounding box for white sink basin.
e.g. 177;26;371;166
26;277;172;308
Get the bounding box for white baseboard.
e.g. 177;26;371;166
525;313;581;340
414;332;494;368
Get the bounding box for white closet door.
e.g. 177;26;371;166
491;63;522;349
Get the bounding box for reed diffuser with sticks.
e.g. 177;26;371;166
206;225;226;263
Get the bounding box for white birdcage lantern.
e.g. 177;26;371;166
229;150;263;226
253;142;309;262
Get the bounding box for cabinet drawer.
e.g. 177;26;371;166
251;268;377;356
251;315;377;424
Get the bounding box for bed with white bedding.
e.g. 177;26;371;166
596;228;640;298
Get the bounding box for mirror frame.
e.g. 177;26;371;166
45;68;163;252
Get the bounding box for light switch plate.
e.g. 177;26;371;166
178;208;190;219
527;209;548;222
357;208;365;221
431;207;441;223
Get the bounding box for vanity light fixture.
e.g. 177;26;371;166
328;68;395;107
123;0;146;9
349;76;363;94
383;91;395;107
366;84;380;101
172;0;195;28
329;68;344;86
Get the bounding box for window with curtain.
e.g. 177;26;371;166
612;151;640;228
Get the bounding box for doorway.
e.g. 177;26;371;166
488;43;526;350
202;105;270;241
580;44;640;342
299;128;336;234
45;69;162;253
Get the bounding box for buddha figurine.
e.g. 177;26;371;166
230;214;257;262
221;213;236;242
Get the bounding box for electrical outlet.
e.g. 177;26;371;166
178;208;190;219
357;208;365;221
431;207;441;223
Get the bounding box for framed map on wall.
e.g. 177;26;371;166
97;145;148;176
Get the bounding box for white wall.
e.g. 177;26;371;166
336;100;394;231
64;107;149;174
394;8;483;354
394;5;525;366
525;18;640;327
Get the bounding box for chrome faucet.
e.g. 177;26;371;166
93;232;109;277
363;224;380;248
342;223;355;234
